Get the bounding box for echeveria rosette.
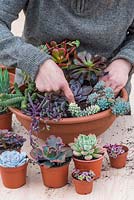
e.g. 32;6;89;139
69;134;104;160
103;144;125;158
0;129;26;152
72;169;95;182
0;151;28;168
30;135;73;167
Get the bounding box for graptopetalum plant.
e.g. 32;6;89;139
69;134;105;160
0;129;26;154
30;135;73;167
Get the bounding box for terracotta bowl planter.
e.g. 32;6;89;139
0;111;12;130
109;145;128;169
9;88;128;144
73;177;94;195
73;156;103;179
9;72;15;87
40;163;69;188
0;162;28;189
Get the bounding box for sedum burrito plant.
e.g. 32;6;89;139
0;150;28;168
0;129;26;154
30;135;73;167
69;134;105;160
72;169;95;182
103;144;125;158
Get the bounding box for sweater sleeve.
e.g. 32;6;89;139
0;0;51;80
112;19;134;68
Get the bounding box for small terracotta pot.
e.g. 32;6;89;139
0;64;16;74
73;156;103;179
73;177;94;195
109;145;128;169
0;162;28;189
40;163;69;188
0;111;12;130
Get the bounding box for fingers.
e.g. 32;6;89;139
61;83;75;103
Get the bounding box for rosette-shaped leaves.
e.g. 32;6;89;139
72;169;95;182
0;151;28;167
30;135;73;167
69;134;104;160
103;144;125;158
0;129;26;153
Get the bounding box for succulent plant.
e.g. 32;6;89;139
68;103;100;117
0;129;26;153
40;40;80;68
72;169;95;182
111;97;130;116
69;134;104;160
73;52;107;73
0;69;10;94
0;150;28;167
103;144;125;158
30;135;73;167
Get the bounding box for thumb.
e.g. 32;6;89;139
62;84;75;103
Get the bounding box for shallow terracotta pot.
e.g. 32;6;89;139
0;111;12;130
9;88;128;144
73;177;94;195
40;163;69;188
73;156;103;179
0;162;28;189
109;145;128;169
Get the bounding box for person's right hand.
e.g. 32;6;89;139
35;59;75;103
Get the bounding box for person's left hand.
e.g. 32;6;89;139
100;59;132;95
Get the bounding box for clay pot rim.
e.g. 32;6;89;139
9;88;128;125
0;162;28;171
108;145;129;159
0;111;12;118
40;161;70;169
73;155;104;163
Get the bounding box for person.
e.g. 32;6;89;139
0;0;133;103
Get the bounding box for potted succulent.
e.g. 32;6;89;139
0;129;26;154
69;134;105;179
72;169;95;195
0;150;28;189
103;144;128;168
0;69;24;130
9;39;130;143
30;135;73;188
0;64;15;86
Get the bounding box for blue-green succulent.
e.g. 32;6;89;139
0;150;28;168
111;97;130;116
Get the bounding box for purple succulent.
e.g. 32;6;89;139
72;169;95;182
103;144;125;158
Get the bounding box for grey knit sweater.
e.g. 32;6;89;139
0;0;134;80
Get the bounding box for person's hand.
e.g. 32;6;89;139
100;59;132;95
35;59;75;103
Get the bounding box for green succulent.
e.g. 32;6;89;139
69;134;104;160
68;103;100;117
